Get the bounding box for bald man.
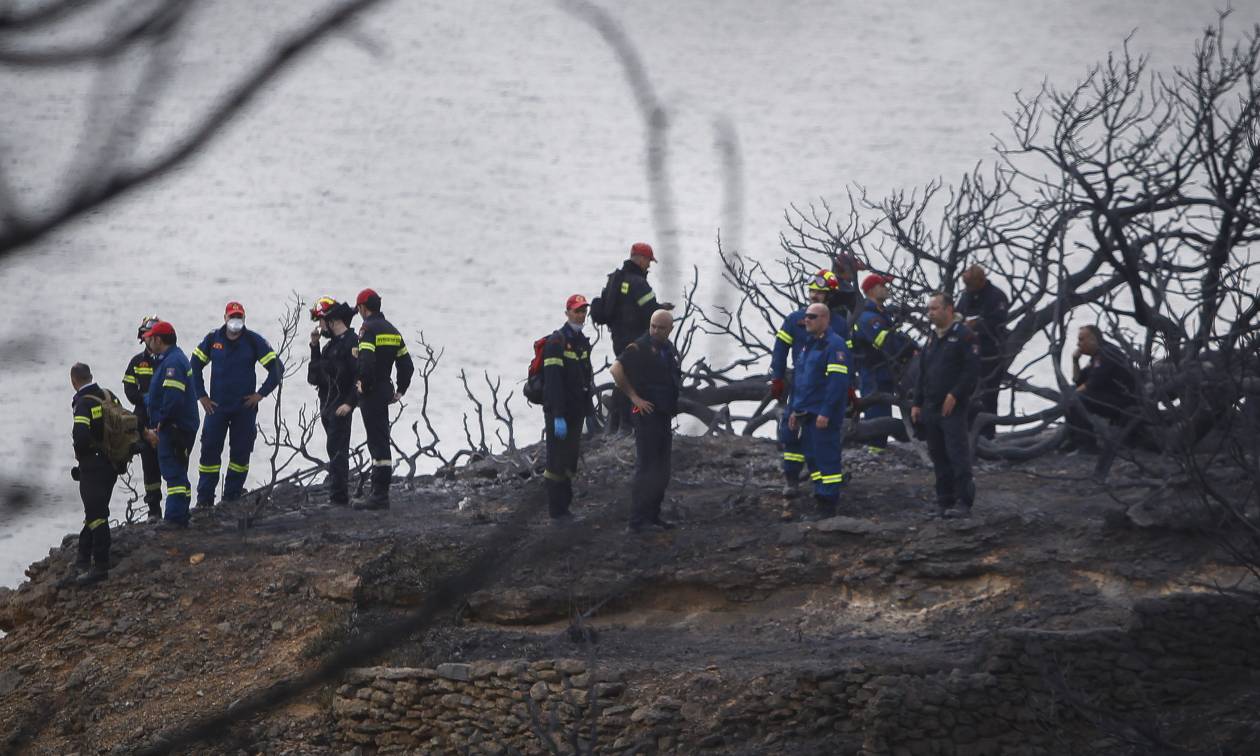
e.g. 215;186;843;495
957;265;1009;438
612;309;683;533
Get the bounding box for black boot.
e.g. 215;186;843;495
75;564;109;587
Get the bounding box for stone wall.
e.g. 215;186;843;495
332;593;1260;754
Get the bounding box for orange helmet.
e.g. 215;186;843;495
309;296;338;321
807;269;839;292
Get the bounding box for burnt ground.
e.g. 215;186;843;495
0;432;1254;754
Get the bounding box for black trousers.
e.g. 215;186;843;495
630;411;673;526
359;386;393;500
1065;393;1139;450
544;412;584;518
608;337;634;434
138;440;162;516
78;456;117;569
974;354;1003;439
922;404;974;510
322;410;354;503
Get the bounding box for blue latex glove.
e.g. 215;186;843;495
554;417;568;440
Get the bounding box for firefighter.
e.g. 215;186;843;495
69;363;118;585
911;293;981;518
607;242;673;433
787;303;852;519
122;314;164;522
140;321;200;529
541;294;595;522
354;288;414;510
769;269;850;497
612;309;682;533
851;273;915;452
957;265;1010;439
308;297;359;506
190;301;283;509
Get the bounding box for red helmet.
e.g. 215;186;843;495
310;296;338;321
808;270;840;292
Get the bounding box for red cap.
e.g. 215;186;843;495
141;320;176;339
566;294;589;311
861;273;895;294
356;288;379;307
224;301;245;318
630;242;655;261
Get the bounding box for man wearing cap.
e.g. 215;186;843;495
851;273;915;451
607;242;672;434
957;265;1010;439
612;309;683;533
140;321;200;528
122;315;164;522
190;302;284;510
354;288;414;510
911;293;981;518
307;298;358;506
541;295;595;522
787;304;852;519
769;270;851;498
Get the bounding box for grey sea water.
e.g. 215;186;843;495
2;0;1252;586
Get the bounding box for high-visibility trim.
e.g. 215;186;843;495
198;464;221;474
375;333;402;347
873;330;889;348
134;367;154;375
782;452;805;463
543;357;564;368
162;379;186;391
826;364;849;374
192;347;209;363
543;470;568;481
820;473;845;484
74;416;91;425
258;351;278;366
372;459;392;467
122;375;138;384
90;406;103;419
227;462;249;473
167;486;191;495
620;282;630;295
358;341;376;352
776;330;794;345
636;291;656;306
144;483;162;492
846;340;854;349
87;518;108;530
397;346;409;357
810;471;822;480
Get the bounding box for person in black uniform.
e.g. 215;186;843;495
1066;325;1139;452
911;294;981;518
354;288;414;510
957;265;1010;439
607;242;673;433
70;363;120;586
307;297;358;506
542;294;595;522
612;309;682;533
123;315;163;522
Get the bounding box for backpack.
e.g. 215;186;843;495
588;268;625;326
523;334;553;405
84;390;140;470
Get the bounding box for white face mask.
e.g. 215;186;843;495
568;319;585;332
226;318;245;334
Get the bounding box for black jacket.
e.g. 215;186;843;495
122;349;157;424
957;282;1010;358
308;330;360;414
71;383;115;462
358;312;415;396
1078;344;1137;407
611;260;657;349
914;322;981;409
616;333;683;417
542;323;594;419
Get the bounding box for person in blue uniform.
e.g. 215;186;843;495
851;274;916;452
122;315;164;522
787;303;852;519
140;321;200;529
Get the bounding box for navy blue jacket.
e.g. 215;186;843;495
789;330;852;419
616;333;683;417
146;346;201;433
914;322;981;409
957;282;1010;358
358;312;414;397
122;348;157;424
71;383;113;461
851;299;916;377
610;260;658;350
191;327;282;409
542;323;594;419
308;330;360;414
771;307;850;381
